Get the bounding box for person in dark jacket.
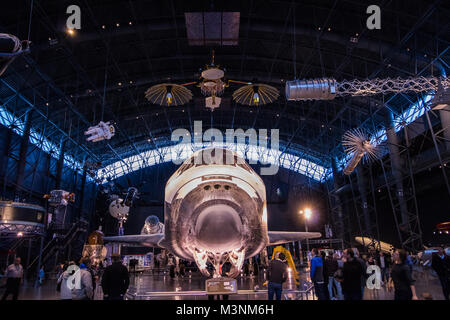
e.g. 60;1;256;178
267;252;287;300
377;252;391;285
310;248;327;300
325;253;343;300
431;248;450;300
101;254;130;300
389;249;418;300
342;248;364;300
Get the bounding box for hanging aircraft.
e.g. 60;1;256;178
104;148;321;277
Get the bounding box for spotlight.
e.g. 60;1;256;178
17;232;23;237
66;28;75;36
304;208;312;220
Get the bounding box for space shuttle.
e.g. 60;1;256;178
104;148;321;277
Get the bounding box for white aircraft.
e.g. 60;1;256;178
104;148;321;277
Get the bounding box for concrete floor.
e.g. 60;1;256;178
1;267;447;300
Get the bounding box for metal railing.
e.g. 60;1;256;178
125;285;315;300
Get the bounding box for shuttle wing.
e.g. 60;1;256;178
268;231;321;246
103;234;165;248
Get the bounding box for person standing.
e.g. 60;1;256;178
342;249;364;300
377;252;390;286
57;261;75;300
1;257;23;300
389;249;418;300
310;248;327;300
38;266;45;286
325;253;343;300
267;252;287;300
101;254;130;300
72;262;94;300
431;248;450;300
354;249;367;298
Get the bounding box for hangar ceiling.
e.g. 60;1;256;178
0;0;449;180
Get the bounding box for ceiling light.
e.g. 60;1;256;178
66;28;75;36
116;23;120;27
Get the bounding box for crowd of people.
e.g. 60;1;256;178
265;247;450;301
1;246;448;301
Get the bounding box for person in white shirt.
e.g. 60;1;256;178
1;257;23;300
57;262;75;300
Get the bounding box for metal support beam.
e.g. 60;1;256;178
439;107;450;151
34;235;44;288
0;127;12;197
330;157;345;242
385;112;409;226
356;165;372;236
55;140;66;190
78;164;88;219
14;110;34;193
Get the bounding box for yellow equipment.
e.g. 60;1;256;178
271;246;299;285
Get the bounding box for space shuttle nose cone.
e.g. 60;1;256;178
195;204;243;252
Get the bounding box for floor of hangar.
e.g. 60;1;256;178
2;267;447;300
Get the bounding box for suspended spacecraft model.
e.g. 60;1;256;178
144;50;279;110
342;128;380;175
104;148;321;277
84;121;115;142
108;187;139;236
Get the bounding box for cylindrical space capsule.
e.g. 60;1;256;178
285;78;337;100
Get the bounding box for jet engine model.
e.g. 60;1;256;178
104;148;321;277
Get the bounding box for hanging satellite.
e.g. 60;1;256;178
232;83;279;106
108;188;139;236
145;83;193;106
0;33;31;77
342;128;380;175
198;50;227;111
144;50;278;111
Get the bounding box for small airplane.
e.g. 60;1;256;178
104;148;321;277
